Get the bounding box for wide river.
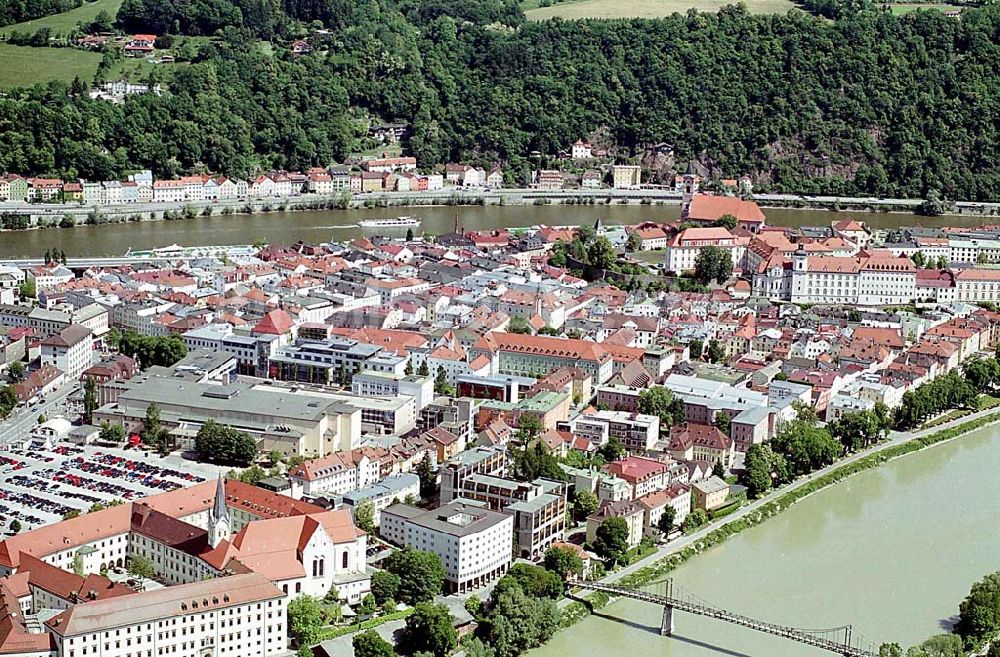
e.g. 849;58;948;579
533;426;1000;657
0;205;988;258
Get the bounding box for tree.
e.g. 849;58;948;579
406;227;415;241
543;545;583;580
682;509;709;532
359;593;377;616
878;643;903;657
511;442;564;482
117;332;187;369
72;553;84;576
508;315;532;334
743;443;776;498
573;490;599;521
9;519;21;534
637;386;684;429
657;505;677;536
142;402;169;455
99;421;126;443
592;516;629;567
127;554;155;579
82;376;98;424
771;418;842;477
905;634;965;657
598;437;625;462
383;548;445;604
6;361;25;383
517;413;543;437
19;279;36;300
713;412;730;435
0;386;17;420
234;464;267;484
504;563;563;599
957;571;1000;641
713;214;738;230
371;570;401;605
434;366;452;395
706;339;726;364
712;460;726;479
587;236;617;270
483;579;560;657
415;451;436;498
693;245;733;284
353;630;395;657
287;595;326;647
195;419;258;466
355;501;376;535
689;339;703;360
911;251;926;268
405;359;414;375
625;230;642;252
417;360;430;376
404;602;457;657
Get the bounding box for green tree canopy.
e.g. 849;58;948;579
383;548;445;604
404;602;457;657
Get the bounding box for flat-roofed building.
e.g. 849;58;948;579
380;501;513;593
439;447;508;505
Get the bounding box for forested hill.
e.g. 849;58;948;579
3;0;1000;201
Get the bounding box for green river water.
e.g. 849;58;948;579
0;205;988;258
533;426;1000;657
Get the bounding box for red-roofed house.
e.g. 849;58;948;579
684;194;766;233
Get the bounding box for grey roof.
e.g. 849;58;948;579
507;492;561;514
388;501;510;537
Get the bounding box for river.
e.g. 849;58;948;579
0;205;988;258
533;426;1000;657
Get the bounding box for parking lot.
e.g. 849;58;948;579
0;441;230;531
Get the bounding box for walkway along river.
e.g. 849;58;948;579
0;205;991;258
532;422;1000;657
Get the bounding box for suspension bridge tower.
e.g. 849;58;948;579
660;579;675;637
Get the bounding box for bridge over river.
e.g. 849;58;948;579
575;581;881;657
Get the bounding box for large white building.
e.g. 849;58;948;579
380;501;513;593
570;410;659;452
754;246;919;306
664;227;748;274
47;574;287;657
40;324;92;379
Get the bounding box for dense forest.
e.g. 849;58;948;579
3;0;1000;200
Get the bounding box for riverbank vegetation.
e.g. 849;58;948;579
4;1;1000;199
557;411;1000;633
896;350;1000;430
879;570;1000;657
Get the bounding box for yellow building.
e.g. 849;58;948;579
612;165;641;190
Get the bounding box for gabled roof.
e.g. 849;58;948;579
252;309;294;335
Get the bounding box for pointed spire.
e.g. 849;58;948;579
212;474;228;523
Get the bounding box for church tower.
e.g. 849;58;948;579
208;475;231;548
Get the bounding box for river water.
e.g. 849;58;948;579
0;205;988;258
532;426;1000;657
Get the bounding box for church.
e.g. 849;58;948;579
0;477;370;657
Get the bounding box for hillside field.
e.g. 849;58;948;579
0;43;102;88
0;0;123;35
524;0;796;19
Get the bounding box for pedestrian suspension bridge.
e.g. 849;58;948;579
574;580;880;657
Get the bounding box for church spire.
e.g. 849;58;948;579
209;475;230;548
